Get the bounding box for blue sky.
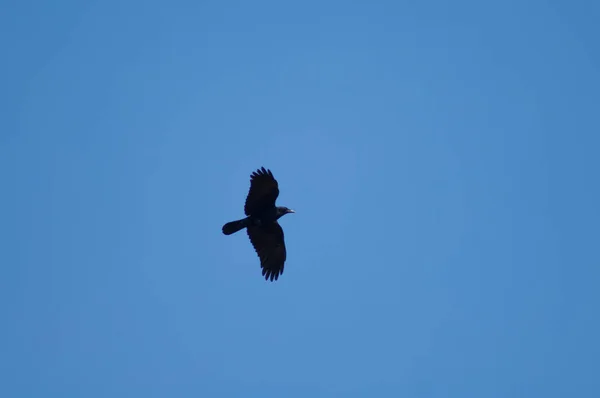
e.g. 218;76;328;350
1;0;599;396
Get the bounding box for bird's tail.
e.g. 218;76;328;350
222;218;249;235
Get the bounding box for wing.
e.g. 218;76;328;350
244;167;279;216
247;221;287;281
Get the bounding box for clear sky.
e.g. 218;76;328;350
1;0;599;397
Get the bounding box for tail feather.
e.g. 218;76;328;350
222;218;249;235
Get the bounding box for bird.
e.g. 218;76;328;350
222;167;295;281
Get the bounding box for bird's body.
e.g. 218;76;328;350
222;167;294;281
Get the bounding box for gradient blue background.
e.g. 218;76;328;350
1;0;599;396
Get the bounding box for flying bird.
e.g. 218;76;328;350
222;167;295;281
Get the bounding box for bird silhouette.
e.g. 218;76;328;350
222;167;295;281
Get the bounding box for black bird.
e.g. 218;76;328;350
222;167;295;281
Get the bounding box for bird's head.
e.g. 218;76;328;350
276;206;295;218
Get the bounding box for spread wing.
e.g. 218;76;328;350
244;167;279;216
247;221;287;281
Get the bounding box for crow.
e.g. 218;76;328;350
222;167;295;281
